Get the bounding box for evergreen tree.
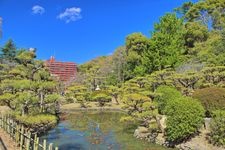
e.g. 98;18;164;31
142;14;185;73
0;39;17;61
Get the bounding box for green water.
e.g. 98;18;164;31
41;111;170;150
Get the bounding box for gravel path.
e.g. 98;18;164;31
0;128;18;150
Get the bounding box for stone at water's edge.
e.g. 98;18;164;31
134;116;167;144
134;126;158;142
155;133;166;146
158;115;166;133
134;126;150;139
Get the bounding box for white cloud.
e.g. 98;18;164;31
32;5;45;15
57;7;82;23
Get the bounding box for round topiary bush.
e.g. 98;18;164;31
192;87;225;117
165;97;205;145
155;85;182;114
90;90;111;107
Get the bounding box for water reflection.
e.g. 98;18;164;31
40;111;167;150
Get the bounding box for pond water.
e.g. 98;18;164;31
40;111;168;150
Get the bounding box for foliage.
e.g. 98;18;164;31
14;114;57;127
0;39;17;61
173;71;201;95
142;13;185;73
183;0;225;30
0;40;60;116
0;93;16;108
192;31;225;65
209;110;225;147
107;85;120;104
155;86;182;114
111;46;126;84
124;33;149;79
146;69;174;92
192;87;225;117
90;90;111;107
120;77;160;131
184;22;208;49
65;84;90;108
165;96;205;144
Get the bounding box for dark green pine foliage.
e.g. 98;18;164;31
0;39;17;62
142;13;185;74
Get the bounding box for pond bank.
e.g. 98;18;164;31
61;102;126;113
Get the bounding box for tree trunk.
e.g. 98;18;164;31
40;91;44;113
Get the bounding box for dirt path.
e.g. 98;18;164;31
0;128;18;150
0;106;18;149
177;128;225;150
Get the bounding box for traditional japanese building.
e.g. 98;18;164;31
45;56;77;83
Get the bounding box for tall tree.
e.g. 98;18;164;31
0;39;17;61
183;0;225;30
184;22;209;49
0;49;60;116
111;46;126;84
175;2;194;17
124;33;149;79
142;13;185;73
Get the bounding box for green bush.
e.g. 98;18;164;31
165;96;204;144
14;114;57;127
155;85;182;114
91;90;111;107
209;110;225;147
192;87;225;117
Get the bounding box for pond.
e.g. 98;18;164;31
40;111;169;150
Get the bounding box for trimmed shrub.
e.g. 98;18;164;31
14;114;57;127
155;85;182;114
209;110;225;147
165;97;205;145
91;90;111;107
192;87;225;117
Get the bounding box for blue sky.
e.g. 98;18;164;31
0;0;194;64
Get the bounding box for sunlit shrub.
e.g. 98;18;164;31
14;114;57;127
192;87;225;117
155;85;182;114
90;90;111;107
165;97;204;145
